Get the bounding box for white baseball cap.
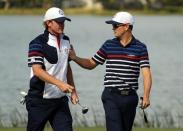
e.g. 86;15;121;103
43;7;71;22
106;12;134;25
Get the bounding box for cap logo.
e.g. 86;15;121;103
58;9;64;15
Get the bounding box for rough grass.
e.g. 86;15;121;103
0;127;183;131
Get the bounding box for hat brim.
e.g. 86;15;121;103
54;17;71;22
105;20;121;24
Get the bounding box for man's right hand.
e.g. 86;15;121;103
57;82;74;93
69;45;77;60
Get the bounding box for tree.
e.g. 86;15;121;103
53;0;62;7
162;0;183;6
97;0;125;9
42;0;52;8
2;0;10;9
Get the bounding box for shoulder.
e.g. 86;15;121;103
100;38;118;50
63;34;70;41
133;38;147;48
103;38;117;46
29;33;46;46
29;30;49;46
105;38;117;43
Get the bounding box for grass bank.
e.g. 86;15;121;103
0;127;183;131
0;7;183;16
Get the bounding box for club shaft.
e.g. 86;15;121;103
143;109;148;123
67;95;84;108
77;102;84;108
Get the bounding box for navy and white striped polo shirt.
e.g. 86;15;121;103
92;37;150;90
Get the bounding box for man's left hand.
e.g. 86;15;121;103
71;91;79;105
140;97;150;109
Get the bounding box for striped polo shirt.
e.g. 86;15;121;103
92;36;150;90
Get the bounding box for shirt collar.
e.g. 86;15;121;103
113;35;136;47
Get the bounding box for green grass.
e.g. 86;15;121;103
0;127;183;131
0;8;45;15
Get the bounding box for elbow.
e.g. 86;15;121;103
32;66;42;78
87;66;96;70
86;59;97;70
84;64;96;70
82;66;93;70
33;69;40;77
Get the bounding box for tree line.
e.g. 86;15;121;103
0;0;67;9
0;0;183;10
99;0;183;10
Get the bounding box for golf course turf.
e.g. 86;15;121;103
0;127;183;131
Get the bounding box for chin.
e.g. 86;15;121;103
57;29;62;33
114;34;119;38
114;33;118;37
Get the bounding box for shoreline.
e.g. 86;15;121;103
0;7;183;16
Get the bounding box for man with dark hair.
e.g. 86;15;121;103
26;7;78;131
69;11;152;131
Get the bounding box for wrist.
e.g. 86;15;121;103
72;56;78;61
143;95;149;100
71;88;76;94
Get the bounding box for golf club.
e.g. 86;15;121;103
67;95;89;114
77;101;89;114
140;97;149;124
20;91;27;104
142;108;148;124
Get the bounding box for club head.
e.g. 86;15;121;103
20;91;27;105
82;106;89;114
67;95;89;114
20;91;27;96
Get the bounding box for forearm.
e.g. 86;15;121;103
73;56;96;70
32;65;64;88
32;64;74;93
143;68;152;99
67;63;79;104
143;77;152;99
67;64;76;91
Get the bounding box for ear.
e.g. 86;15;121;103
125;24;130;31
46;21;52;27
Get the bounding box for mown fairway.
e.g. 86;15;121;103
0;127;183;131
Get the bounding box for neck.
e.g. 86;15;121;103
48;29;60;37
119;32;132;47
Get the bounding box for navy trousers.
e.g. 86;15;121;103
26;96;72;131
101;88;138;131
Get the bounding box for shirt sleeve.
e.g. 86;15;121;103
28;40;44;67
92;43;107;65
139;45;150;68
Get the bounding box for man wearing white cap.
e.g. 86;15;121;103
69;11;152;131
26;7;78;131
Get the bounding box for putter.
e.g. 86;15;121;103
77;102;89;114
140;97;148;124
142;108;148;124
68;95;89;114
